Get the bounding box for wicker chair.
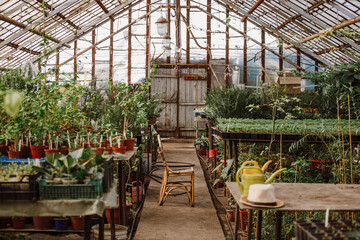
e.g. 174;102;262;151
157;135;194;207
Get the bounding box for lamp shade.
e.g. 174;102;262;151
162;35;171;48
164;47;171;57
155;17;168;36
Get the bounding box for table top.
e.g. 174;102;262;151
226;182;360;212
108;148;137;162
0;182;118;217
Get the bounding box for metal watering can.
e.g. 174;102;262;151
236;161;287;196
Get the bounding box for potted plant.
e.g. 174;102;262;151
11;217;26;229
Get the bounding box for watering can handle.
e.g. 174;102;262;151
241;161;259;168
239;166;263;175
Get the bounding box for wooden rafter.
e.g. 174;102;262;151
0;14;70;48
214;0;333;67
315;41;360;55
286;15;360;49
0;39;40;55
241;0;264;22
276;1;325;30
35;0;80;30
94;0;115;21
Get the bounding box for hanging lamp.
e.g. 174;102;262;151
155;17;168;36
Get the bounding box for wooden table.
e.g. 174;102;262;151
226;182;360;240
0;183;118;240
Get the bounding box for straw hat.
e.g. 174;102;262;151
240;184;284;208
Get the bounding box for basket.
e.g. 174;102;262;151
39;177;102;200
0;174;38;202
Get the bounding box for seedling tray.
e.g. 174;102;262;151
0;174;39;202
39;178;102;200
295;220;360;240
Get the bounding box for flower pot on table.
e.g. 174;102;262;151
112;146;127;154
123;138;136;151
70;216;85;230
54;218;69;230
7;150;21;159
33;216;53;229
30;145;46;159
12;217;26;229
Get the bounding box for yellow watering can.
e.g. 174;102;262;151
236;161;287;196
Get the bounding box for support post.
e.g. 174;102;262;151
315;60;319;72
128;7;132;85
206;0;212;92
109;18;114;83
234;204;239;240
145;0;150;79
256;210;263;240
297;49;301;71
261;29;265;83
225;8;230;87
275;211;282;240
167;0;171;63
92;30;96;89
279;43;283;75
186;0;190;64
74;39;77;81
248;210;253;240
234;141;238;172
243;20;247;85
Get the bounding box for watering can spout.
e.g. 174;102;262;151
265;168;287;184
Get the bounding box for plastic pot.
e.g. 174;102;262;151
123;138;136;151
54;218;68;230
33;216;52;229
70;216;85;230
7;150;21;159
112;146;127;154
12;217;26;229
30;145;46;159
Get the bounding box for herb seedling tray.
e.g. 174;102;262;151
295;220;360;240
39;178;102;200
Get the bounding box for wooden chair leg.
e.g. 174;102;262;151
191;173;195;207
159;173;168;205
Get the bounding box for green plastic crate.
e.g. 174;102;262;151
39;178;102;200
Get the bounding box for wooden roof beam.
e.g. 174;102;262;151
35;0;80;30
315;40;360;55
286;15;360;49
241;0;264;22
94;0;115;21
276;1;325;30
0;39;40;55
0;14;71;48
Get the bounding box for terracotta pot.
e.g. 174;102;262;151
0;145;9;157
238;209;248;230
7;150;21;159
148;117;157;125
92;147;104;155
70;216;85;230
60;147;69;155
123;138;136;151
30;145;46;159
20;145;30;158
105;202;132;225
33;216;52;229
112;146;127;154
226;209;235;222
106;146;113;154
0;217;10;228
12;217;26;229
131;181;143;203
44;148;60;156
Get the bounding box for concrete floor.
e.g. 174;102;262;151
134;139;224;240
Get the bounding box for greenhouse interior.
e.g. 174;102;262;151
0;0;360;239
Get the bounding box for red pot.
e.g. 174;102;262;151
112;146;127;154
60;147;69;155
30;145;46;159
70;216;85;230
226;209;235;222
92;147;104;155
148;117;157;125
238;209;248;230
123;138;136;151
131;181;143;203
33;216;52;229
106;146;113;154
12;217;26;229
7;150;21;159
105;202;132;225
44;148;60;156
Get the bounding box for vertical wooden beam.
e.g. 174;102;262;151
55;51;60;83
243;20;247;85
225;8;230;87
92;30;96;89
145;0;150;80
261;29;265;83
315;60;319;72
279;43;283;75
109;19;114;83
128;7;132;85
74;39;77;81
186;0;190;64
167;0;171;63
206;0;211;92
297;49;301;71
175;0;181;137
